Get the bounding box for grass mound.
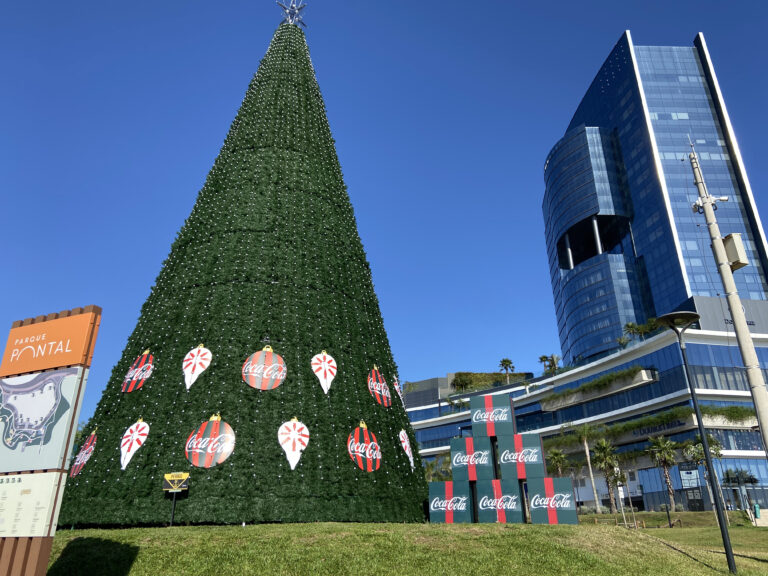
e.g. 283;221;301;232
48;522;768;575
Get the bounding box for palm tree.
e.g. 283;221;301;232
547;448;568;477
499;358;514;386
574;423;603;513
538;354;560;376
647;436;678;512
423;454;452;482
683;435;722;521
616;336;630;349
592;439;619;514
623;322;640;341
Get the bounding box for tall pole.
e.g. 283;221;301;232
680;338;737;573
659;312;737;574
689;148;768;458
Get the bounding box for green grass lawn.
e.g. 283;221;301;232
579;509;754;528
48;519;768;576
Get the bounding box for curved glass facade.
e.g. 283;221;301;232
543;32;768;365
544;125;646;363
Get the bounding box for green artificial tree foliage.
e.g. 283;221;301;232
60;21;426;525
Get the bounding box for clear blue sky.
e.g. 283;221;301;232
2;1;767;422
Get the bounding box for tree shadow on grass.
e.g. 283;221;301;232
48;537;138;576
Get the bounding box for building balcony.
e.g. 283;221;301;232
540;368;658;412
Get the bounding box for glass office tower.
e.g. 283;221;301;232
544;32;768;365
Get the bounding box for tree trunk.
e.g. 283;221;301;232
606;477;617;514
584;437;601;513
703;470;718;523
663;466;676;512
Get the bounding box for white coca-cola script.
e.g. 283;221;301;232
478;495;519;511
472;408;509;423
530;493;572;509
242;361;287;380
186;433;235;455
124;363;153;382
452;450;490;467
430;496;468;512
499;448;540;463
347;439;382;460
368;381;391;398
73;445;94;467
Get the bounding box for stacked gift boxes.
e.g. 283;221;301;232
428;393;577;525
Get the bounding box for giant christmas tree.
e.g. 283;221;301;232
60;15;426;525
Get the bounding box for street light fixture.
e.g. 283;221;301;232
658;311;737;574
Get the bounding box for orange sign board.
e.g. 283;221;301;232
0;310;101;377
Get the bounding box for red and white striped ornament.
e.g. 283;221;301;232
278;418;310;470
311;351;337;394
122;350;154;393
185;414;235;468
367;366;391;407
242;346;287;390
399;429;415;470
183;344;212;391
70;429;97;477
393;378;403;402
120;419;149;470
347;421;381;472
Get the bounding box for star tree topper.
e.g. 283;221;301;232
277;0;307;27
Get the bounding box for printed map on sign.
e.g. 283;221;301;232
0;367;84;473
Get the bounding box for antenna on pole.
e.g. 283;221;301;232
277;0;307;27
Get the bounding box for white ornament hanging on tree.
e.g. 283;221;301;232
278;418;310;470
399;429;414;470
311;351;337;394
120;419;149;470
183;344;212;391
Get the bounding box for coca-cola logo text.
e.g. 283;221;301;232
472;408;509;423
430;496;468;512
499;448;540;464
186;433;235;455
368;381;391;398
530;493;572;509
478;495;519;511
452;450;490;467
243;361;287;380
124;363;153;382
347;439;382;460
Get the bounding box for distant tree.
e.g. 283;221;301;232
574;423;603;513
538;354;561;376
547;448;568;477
623;322;640;341
722;468;758;509
684;435;722;519
722;468;758;486
592;439;619;514
70;421;87;458
644;317;659;335
616;336;630;349
451;372;473;393
499;358;514;386
423;454;452;482
647;436;678;512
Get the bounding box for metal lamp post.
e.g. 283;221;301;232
658;311;737;574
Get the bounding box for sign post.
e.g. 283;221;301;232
0;306;101;576
163;473;190;526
